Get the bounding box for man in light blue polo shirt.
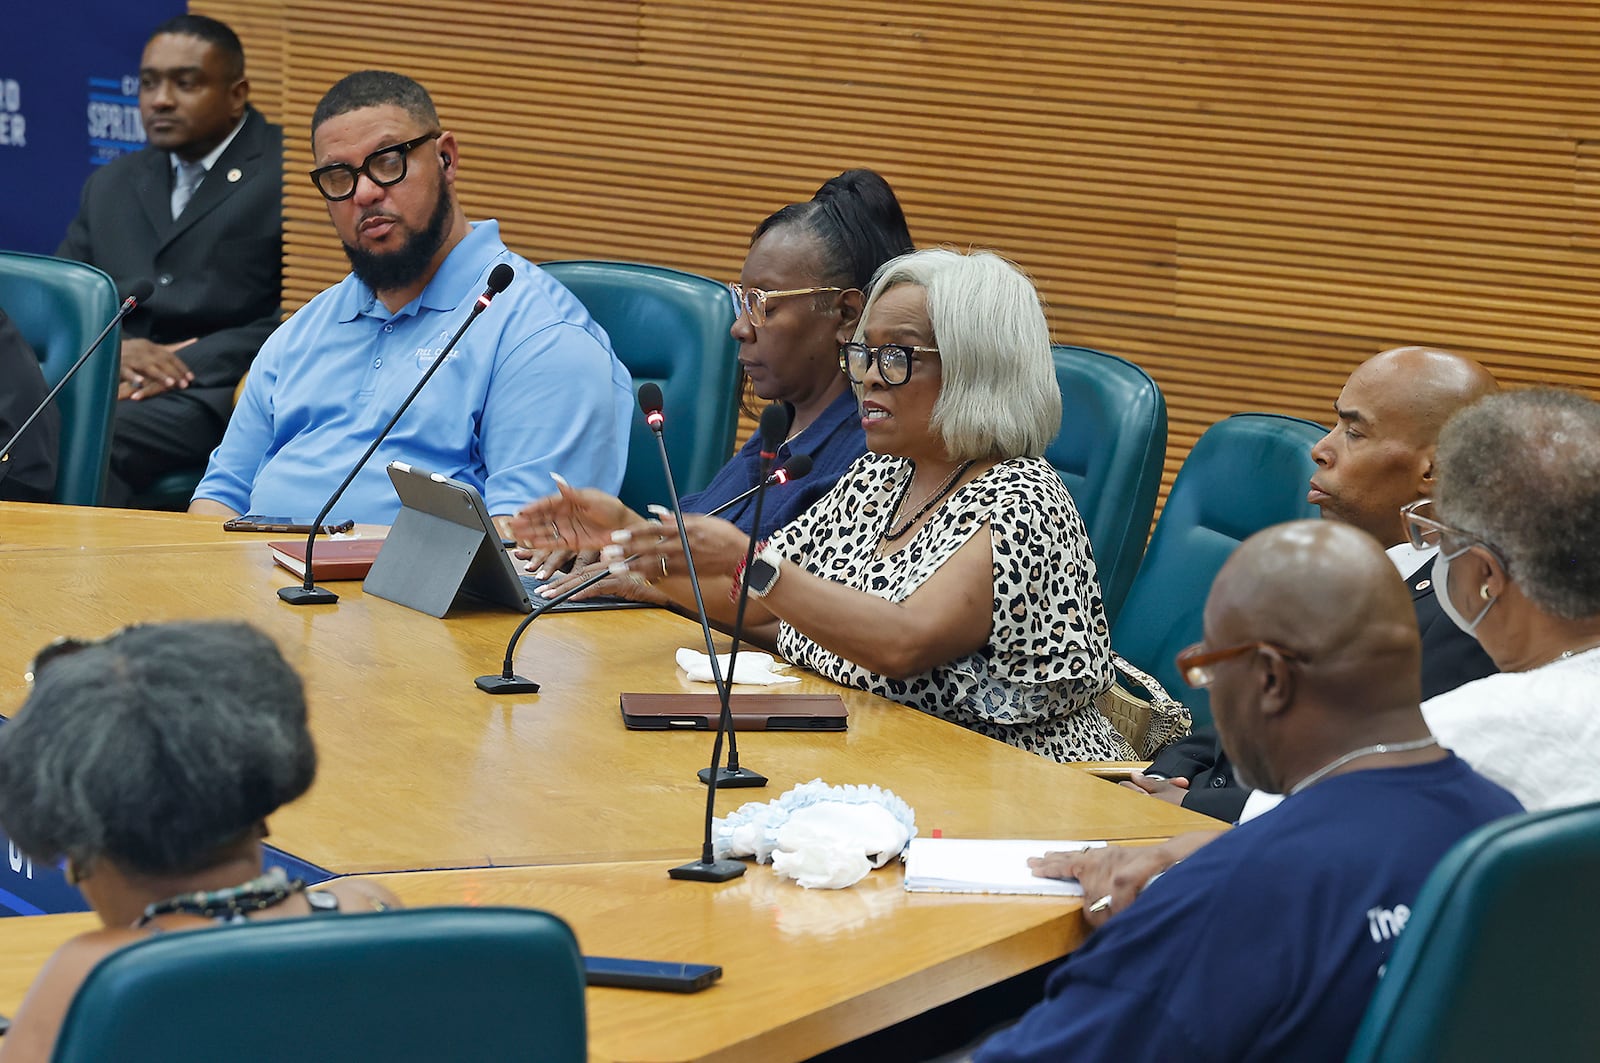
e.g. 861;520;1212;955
190;70;631;526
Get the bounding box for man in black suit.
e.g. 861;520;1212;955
0;307;58;502
1135;346;1501;821
55;15;282;506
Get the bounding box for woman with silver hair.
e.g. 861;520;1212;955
1404;387;1600;811
514;248;1128;762
0;621;397;1062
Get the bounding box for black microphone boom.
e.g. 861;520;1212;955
278;264;515;605
0;279;153;476
699;403;791;787
703;453;812;519
476;457;812;695
629;384;748;882
474;555;631;694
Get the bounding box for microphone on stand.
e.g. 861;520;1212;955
0;279;153;483
278;263;515;606
698;402;791;788
705;453;812;520
620;383;741;882
474;456;813;695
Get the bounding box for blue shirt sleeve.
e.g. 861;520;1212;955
192;338;279;513
477;319;632;515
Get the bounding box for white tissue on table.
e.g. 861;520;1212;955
675;647;799;686
713;779;917;889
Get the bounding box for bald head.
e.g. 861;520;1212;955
1364;347;1499;445
1205;521;1424;792
1311;346;1499;546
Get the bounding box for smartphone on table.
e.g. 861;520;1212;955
222;515;356;535
583;956;722;993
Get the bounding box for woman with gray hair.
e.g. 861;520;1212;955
1403;387;1600;811
514;248;1128;762
0;621;397;1063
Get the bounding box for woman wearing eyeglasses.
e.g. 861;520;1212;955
0;622;398;1063
1402;388;1600;812
515;248;1130;763
518;168;912;600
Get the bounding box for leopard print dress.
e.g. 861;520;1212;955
768;453;1133;763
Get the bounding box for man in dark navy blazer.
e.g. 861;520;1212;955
1138;347;1501;821
56;15;282;506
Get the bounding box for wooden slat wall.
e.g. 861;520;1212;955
195;0;1600;501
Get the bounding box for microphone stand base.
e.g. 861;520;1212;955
668;858;747;882
697;765;768;788
475;674;541;695
278;585;339;606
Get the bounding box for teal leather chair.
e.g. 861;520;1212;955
540;260;739;514
50;906;587;1062
1110;413;1324;729
1048;345;1167;626
1346;802;1600;1062
0;251;121;506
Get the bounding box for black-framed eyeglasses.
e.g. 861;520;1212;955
308;131;441;202
838;342;937;386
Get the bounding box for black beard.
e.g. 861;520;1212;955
342;184;452;295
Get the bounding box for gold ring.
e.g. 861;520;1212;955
659;557;669;579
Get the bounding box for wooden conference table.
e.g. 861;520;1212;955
0;503;1216;1061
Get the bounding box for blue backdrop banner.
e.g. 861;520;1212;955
0;4;185;255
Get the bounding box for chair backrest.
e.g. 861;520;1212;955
1345;802;1600;1062
1110;412;1324;729
0;251;121;506
51;906;587;1063
539;260;739;513
1047;345;1167;625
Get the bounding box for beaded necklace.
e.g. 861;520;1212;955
136;866;307;927
881;460;976;543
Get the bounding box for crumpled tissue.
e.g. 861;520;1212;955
714;779;917;889
676;647;799;686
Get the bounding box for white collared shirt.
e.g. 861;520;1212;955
168;111;248;183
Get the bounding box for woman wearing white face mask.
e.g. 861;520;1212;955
1402;388;1600;812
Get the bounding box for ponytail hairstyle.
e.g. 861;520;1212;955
739;170;915;413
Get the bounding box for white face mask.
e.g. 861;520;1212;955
1433;545;1496;635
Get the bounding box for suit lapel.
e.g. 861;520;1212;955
133;148;174;238
158;109;266;251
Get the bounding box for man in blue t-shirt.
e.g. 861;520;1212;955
975;520;1521;1063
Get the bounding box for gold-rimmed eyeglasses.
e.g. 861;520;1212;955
726;283;843;327
308;131;441;202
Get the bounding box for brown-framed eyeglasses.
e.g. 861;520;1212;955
1175;640;1305;688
